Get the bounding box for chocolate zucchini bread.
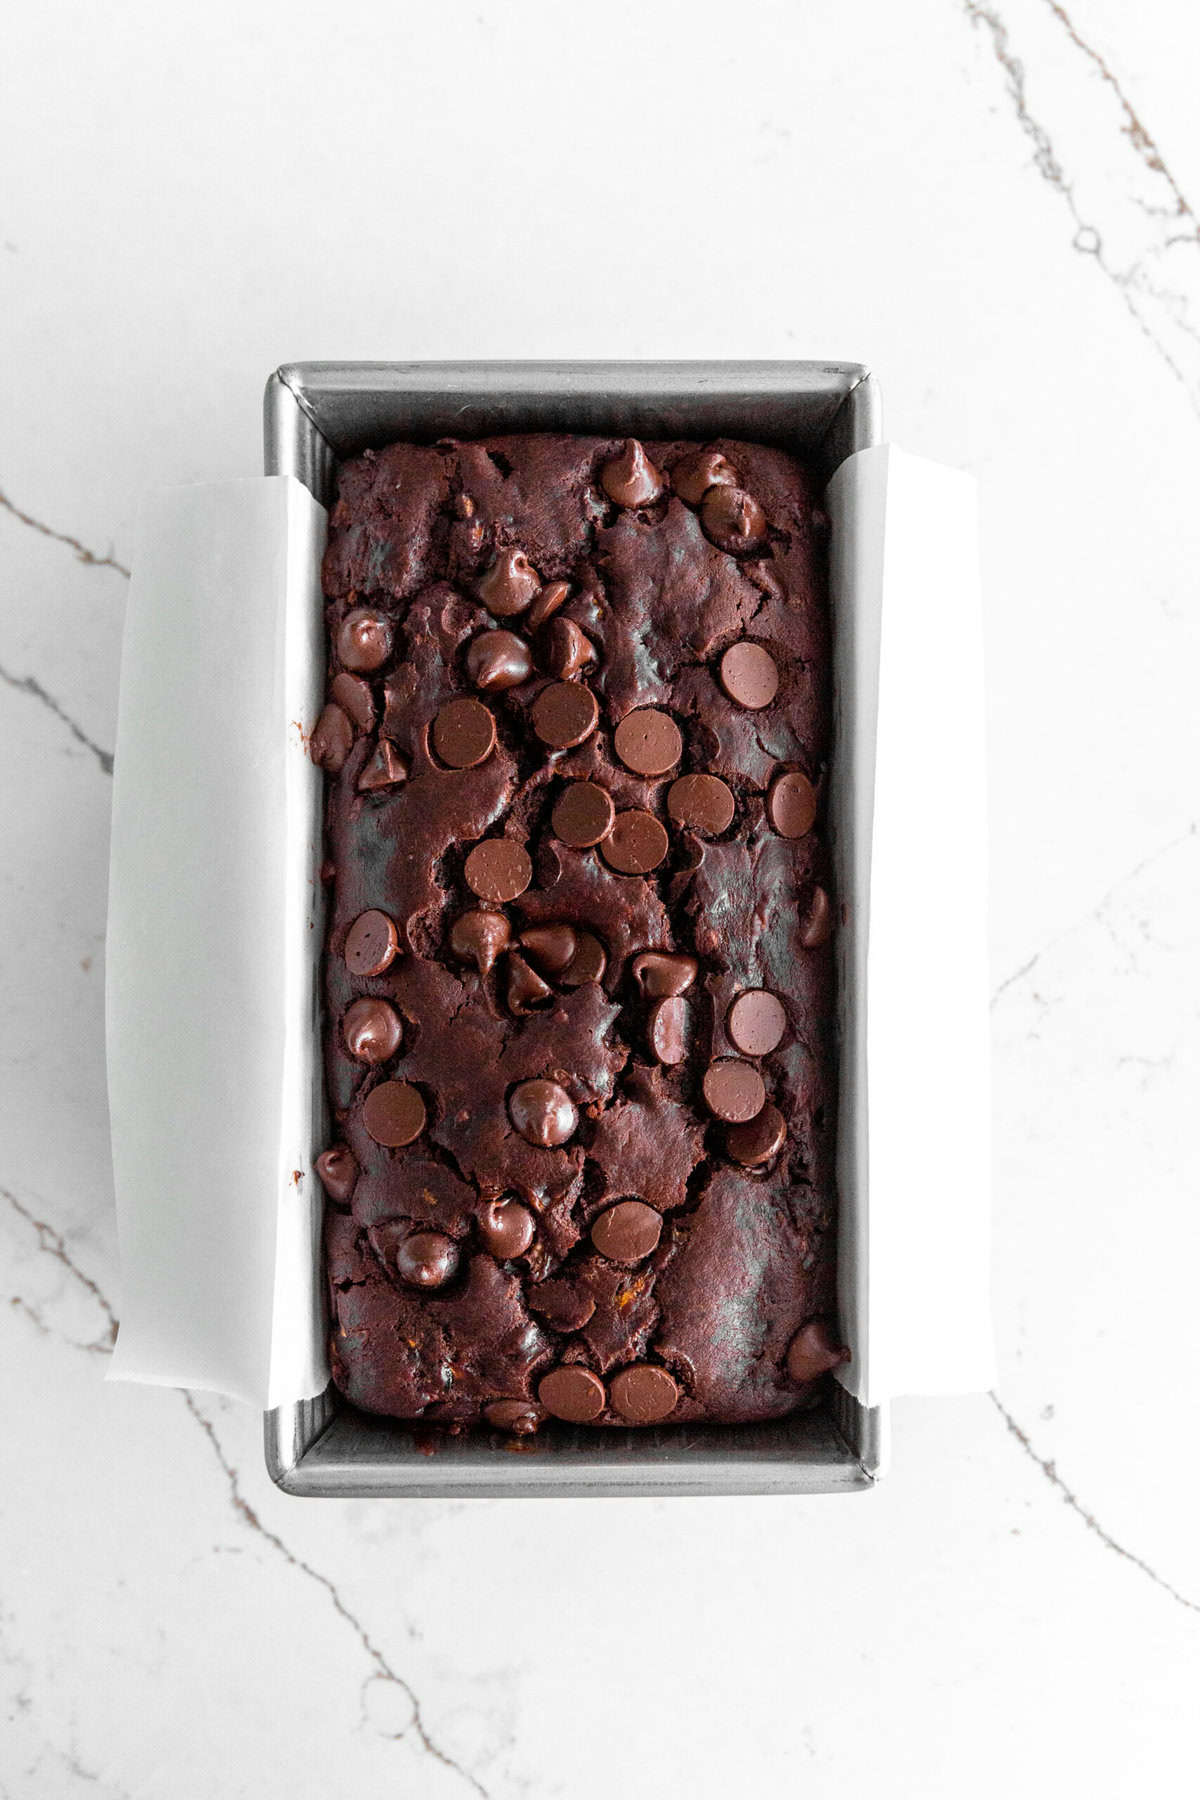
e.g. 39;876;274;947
312;431;845;1431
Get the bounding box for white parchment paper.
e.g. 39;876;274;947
106;477;327;1408
829;446;994;1406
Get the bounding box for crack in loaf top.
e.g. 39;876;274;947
313;431;846;1431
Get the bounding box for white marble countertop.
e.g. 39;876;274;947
3;1;1198;1794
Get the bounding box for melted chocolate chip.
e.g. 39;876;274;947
344;909;400;977
600;439;663;508
700;486;768;553
330;671;375;732
632;952;698;997
343;997;403;1064
613;708;683;777
559;931;607;987
466;629;532;691
336;608;394;672
478;1198;536;1259
448;908;512;974
519;924;577;976
526;579;571;628
785;1318;849;1383
508;1079;578;1147
311;703;353;772
477;548;541;617
484;1399;542;1433
726;989;787;1057
531;681;599;749
362;1080;427;1148
600;810;669;874
432;697;497;768
726;1103;786;1167
609;1363;679;1423
768;770;817;838
506;951;553;1015
395;1230;458;1289
464;839;532;903
538;1365;606;1423
648;996;688;1065
542;617;596;681
702;1059;767;1123
671;448;740;506
551;781;615;848
719;640;779;710
357;739;408;791
667;773;735;835
590;1199;663;1263
315;1145;358;1201
801;885;833;947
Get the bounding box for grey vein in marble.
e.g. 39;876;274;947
962;0;1200;410
0;660;114;776
989;1392;1200;1615
0;1176;492;1800
991;820;1199;1007
1;1184;117;1354
0;483;130;579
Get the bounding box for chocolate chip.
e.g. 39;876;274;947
357;739;408;791
785;1318;849;1383
719;641;779;710
631;951;698;997
768;770;817;838
464;839;532;903
432;697;497;768
330;671;375;732
362;1080;427;1147
667;773;735;835
559;931;607;987
609;1364;679;1423
526;579;571;629
343;997;403;1064
506;952;553;1015
311;703;353;772
395;1230;458;1289
551;780;615;848
600;439;663;508
671;449;740;506
542;616;596;682
538;1365;606;1423
519;924;577;976
478;1199;536;1258
801;884;833;947
449;907;512;974
600;810;669;874
614;708;682;777
315;1145;358;1201
466;629;532;691
529;1284;597;1331
477;548;541;617
591;1199;662;1263
531;681;599;750
336;607;394;672
648;996;688;1065
726;1103;786;1167
344;909;400;977
702;1058;767;1123
508;1078;578;1147
483;1399;542;1434
700;486;768;553
726;989;787;1057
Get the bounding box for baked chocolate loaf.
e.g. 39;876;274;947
314;432;844;1432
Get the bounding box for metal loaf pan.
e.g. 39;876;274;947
263;361;884;1498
